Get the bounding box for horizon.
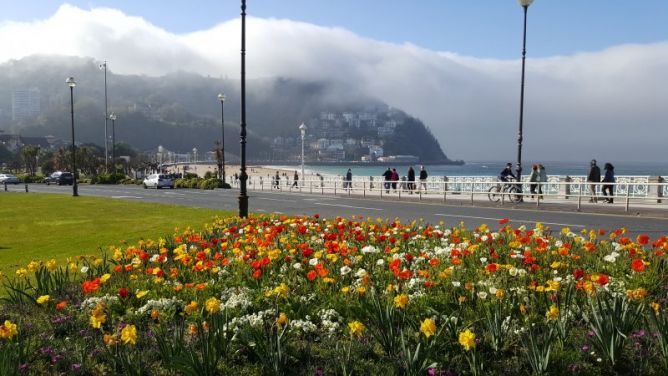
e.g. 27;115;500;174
0;2;666;162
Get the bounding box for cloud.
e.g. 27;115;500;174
1;4;667;162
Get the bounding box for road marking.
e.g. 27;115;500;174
315;202;383;211
111;196;142;199
257;197;296;202
434;214;585;228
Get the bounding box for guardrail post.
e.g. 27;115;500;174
443;177;448;203
3;182;6;191
310;180;313;194
334;183;337;196
25;183;29;193
659;176;664;204
625;183;630;212
470;181;474;204
563;176;571;199
650;176;663;203
577;182;582;211
363;181;366;198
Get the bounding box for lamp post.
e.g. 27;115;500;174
238;0;249;218
516;0;533;187
109;113;117;174
299;123;306;187
218;93;226;183
66;77;78;197
99;61;109;172
193;147;198;175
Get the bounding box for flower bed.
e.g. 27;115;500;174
1;215;668;375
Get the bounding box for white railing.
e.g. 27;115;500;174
227;175;667;212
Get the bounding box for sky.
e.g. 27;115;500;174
0;0;667;162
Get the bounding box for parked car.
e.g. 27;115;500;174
143;174;174;189
0;173;20;184
44;171;74;186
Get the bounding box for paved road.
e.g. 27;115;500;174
17;184;668;237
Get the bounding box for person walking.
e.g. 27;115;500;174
587;160;601;203
391;168;399;192
419;165;428;193
292;170;299;188
538;164;547;199
382;168;392;193
345;169;353;190
407;166;416;193
602;163;615;203
529;164;539;198
273;171;281;190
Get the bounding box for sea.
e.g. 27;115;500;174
268;161;668;178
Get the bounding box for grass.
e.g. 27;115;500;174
0;192;229;276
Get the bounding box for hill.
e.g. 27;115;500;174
0;55;457;163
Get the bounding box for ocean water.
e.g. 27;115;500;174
273;161;668;178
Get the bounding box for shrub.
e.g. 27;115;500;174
93;172;127;184
15;173;44;183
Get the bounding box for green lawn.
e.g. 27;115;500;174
0;192;229;276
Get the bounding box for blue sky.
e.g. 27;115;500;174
2;0;667;59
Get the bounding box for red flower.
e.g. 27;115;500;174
636;234;650;246
118;288;129;299
55;300;68;310
572;268;585;280
631;259;645;273
596;274;610;285
252;269;262;279
485;263;498;273
82;278;101;294
306;270;317;281
499;218;509;225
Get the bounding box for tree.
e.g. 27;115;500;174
21;145;40;176
214;140;224;180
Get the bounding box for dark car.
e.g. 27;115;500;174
45;171;74;186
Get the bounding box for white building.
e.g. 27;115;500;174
11;89;41;120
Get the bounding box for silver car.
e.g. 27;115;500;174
142;174;174;189
0;173;20;184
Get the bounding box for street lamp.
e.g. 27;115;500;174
109;113;117;174
217;93;226;183
516;0;533;188
66;77;78;197
299;123;306;187
238;0;249;218
99;61;109;171
193;147;198;175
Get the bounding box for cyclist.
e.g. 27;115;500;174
499;163;517;182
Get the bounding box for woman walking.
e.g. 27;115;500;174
538;164;547;199
529;164;539;198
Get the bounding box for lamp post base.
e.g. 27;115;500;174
238;194;248;218
73;184;79;197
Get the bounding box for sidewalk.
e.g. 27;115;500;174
245;182;668;218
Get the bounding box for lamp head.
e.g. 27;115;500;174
109;113;117;121
518;0;534;7
66;77;76;88
218;93;225;102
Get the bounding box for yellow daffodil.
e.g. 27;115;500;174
393;294;409;309
458;329;476;351
348;321;365;338
36;295;50;305
276;312;288;328
90;303;106;329
136;290;149;299
420;318;437;338
0;320;18;340
205;297;221;314
100;273;111;283
121;324;137;346
46;259;57;271
545;305;559;321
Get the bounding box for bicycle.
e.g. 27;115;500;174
488;179;523;203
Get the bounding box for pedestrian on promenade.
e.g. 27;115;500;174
391;168;399;192
538;164;547;198
407;166;416;193
419;165;428;193
273;171;281;190
587;159;601;203
602;163;615;203
292;170;299;188
529;164;539;198
345;169;353;190
383;168;392;193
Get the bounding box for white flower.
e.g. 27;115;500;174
80;266;89;274
489;287;497;295
477;292;488;299
309;258;319;266
452;281;461;287
355;269;367;278
376;259;385;266
479;257;488;264
361;245;379;254
340;266;352;275
509;267;518;276
292;263;302;270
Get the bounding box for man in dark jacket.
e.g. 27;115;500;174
587;159;601;203
419;166;428;193
382;168;392;193
407;166;415;193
